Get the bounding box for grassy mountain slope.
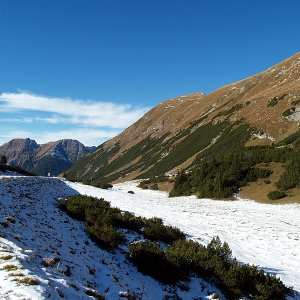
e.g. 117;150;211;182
65;53;300;200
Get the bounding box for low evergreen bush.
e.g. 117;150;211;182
128;241;180;283
92;182;113;189
138;181;148;189
87;224;125;249
267;190;287;200
144;217;185;244
114;212;144;232
282;107;296;117
59;196;141;248
60;196;291;299
150;183;159;190
169;144;295;199
128;236;290;299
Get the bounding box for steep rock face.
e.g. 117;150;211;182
0;139;95;176
1;138;39;171
66;53;300;183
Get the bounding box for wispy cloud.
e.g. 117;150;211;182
0;91;149;145
0;91;148;128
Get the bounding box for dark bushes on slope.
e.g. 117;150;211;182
169;170;192;197
59;196;139;248
129;237;290;299
277;154;300;190
143;217;185;244
87;224;125;249
267;190;287;200
59;195;185;248
170;145;292;199
60;195;291;299
128;241;180;283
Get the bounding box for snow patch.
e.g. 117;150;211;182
251;132;275;141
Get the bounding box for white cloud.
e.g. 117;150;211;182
0;91;150;145
0;91;149;128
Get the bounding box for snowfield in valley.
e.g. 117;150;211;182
0;175;299;299
68;180;300;296
0;175;223;300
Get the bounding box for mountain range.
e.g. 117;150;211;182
0;138;95;176
65;52;300;201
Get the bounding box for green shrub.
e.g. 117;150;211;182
59;195;110;221
169;143;295;199
278;129;300;146
138;181;148;189
60;196;140;248
267;97;279;107
144;218;185;244
92;182;113;189
223;103;243;116
87;224;125;249
246;167;272;182
207;236;232;260
267;191;287;200
282;107;296;117
128;241;180;283
150;183;159;190
60;197;291;299
291;99;300;106
166;239;204;276
114;212;144;232
267;94;286;107
277;154;300;190
169;170;191;197
165;237;289;299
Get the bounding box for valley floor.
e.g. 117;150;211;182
0;175;223;300
68;180;300;297
0;175;299;299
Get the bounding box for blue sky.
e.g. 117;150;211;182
0;0;299;146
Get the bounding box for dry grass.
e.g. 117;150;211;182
8;272;25;277
158;181;174;193
16;277;39;285
42;256;60;267
0;255;13;260
239;162;300;204
2;264;19;271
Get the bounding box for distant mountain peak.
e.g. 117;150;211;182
0;139;95;176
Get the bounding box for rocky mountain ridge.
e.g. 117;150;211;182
0;138;95;176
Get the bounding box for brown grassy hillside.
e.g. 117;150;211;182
66;52;300;201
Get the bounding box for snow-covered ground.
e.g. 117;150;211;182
67;180;300;297
0;175;299;299
0;176;222;300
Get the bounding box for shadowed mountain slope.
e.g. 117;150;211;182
0;138;95;176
